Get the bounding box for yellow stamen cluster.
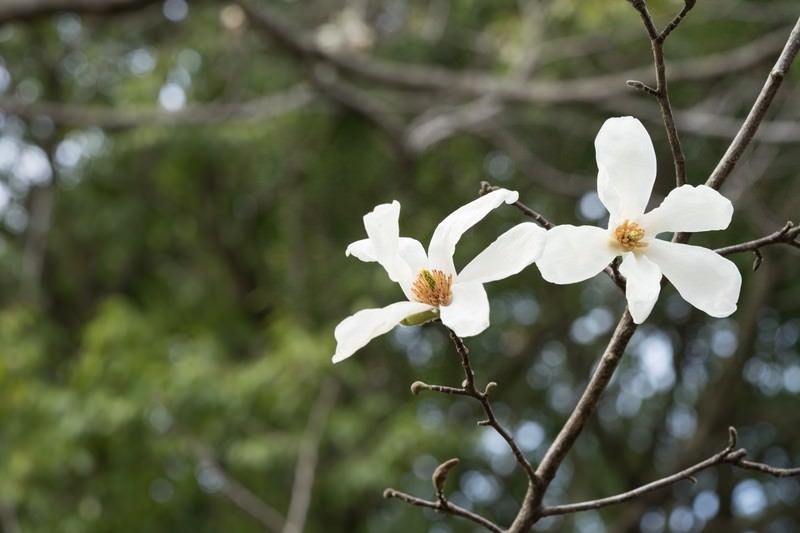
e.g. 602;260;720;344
614;220;647;251
411;269;453;306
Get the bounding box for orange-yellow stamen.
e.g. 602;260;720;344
614;220;647;251
411;269;453;306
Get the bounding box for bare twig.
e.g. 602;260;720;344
715;221;800;262
730;460;800;478
706;16;800;191
628;0;694;186
446;329;539;485
389;328;541;530
540;428;745;517
383;488;504;533
190;445;286;532
0;0;159;24
282;379;339;533
479;182;554;230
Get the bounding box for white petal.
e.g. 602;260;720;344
332;301;434;363
640;184;733;235
344;238;375;262
440;282;490;337
362;201;415;295
595;117;657;221
458;223;547;284
346;237;428;272
619;252;662;324
427;188;519;274
646;239;742;318
536;225;617;284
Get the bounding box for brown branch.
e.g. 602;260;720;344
389;329;541;531
282;379;339;533
0;0;159;24
507;311;638;533
479;182;554;230
706;16;800;190
730;459;800;478
0;86;314;129
715;221;800;264
446;329;540;485
541;428;745;517
382;488;504;533
629;0;693;187
236;0;790;105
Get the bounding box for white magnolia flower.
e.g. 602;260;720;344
536;116;742;324
333;189;546;363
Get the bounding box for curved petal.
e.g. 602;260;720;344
458;223;547;284
440;282;490;337
362;201;416;296
619;252;662;324
646;239;742;318
536;225;617;284
332;300;433;363
344;238;375;262
640;184;733;236
427;188;519;274
346;237;428;272
595;116;657;221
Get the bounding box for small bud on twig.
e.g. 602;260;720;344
432;458;460;498
728;426;738;449
411;381;428;395
752;249;763;271
484;381;498;396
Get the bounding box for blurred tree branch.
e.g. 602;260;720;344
0;0;159;24
0;85;314;129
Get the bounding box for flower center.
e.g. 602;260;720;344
411;269;453;307
614;220;647;251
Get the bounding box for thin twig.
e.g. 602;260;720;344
541;432;745;517
715;221;800;259
447;330;539;485
479;181;553;229
730;460;800;478
190;444;286;532
706;16;800;191
629;0;693;187
383;489;504;533
282;379;339;533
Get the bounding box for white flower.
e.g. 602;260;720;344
536;116;742;324
333;189;546;363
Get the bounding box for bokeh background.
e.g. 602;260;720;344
0;1;799;531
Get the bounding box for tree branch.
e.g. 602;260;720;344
507;311;638;532
706;16;800;190
0;0;159;24
0;85;314;129
190;444;286;533
282;379;339;533
541;428;745;517
715;221;800;269
236;0;790;105
628;0;694;187
382;488;504;533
